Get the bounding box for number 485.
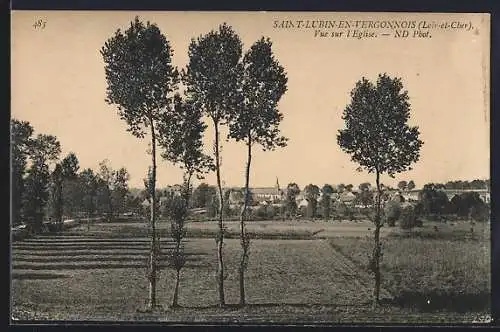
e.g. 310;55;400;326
33;19;46;29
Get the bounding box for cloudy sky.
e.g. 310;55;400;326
11;11;490;189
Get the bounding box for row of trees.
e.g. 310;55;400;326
167;180;488;234
11;119;133;231
101;17;288;309
417;183;489;221
12;119;61;231
442;179;490;190
396;180;416;191
186;177;489;222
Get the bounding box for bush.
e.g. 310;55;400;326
266;205;277;219
46;221;62;233
299;205;307;218
399;205;422;229
471;203;489;222
255;205;267;219
385;200;401;227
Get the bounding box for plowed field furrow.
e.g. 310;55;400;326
12;243;178;250
310;241;370;298
325;240;392;299
17;240;176;245
11;254;203;263
11;262;209;270
11;249;193;257
21;236;181;241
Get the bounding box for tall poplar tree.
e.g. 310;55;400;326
183;23;243;305
159;94;214;308
337;73;423;307
227;37;288;305
101;16;179;310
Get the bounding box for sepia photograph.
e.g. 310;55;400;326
10;11;491;324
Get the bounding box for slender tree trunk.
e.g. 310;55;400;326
239;134;252;306
324;198;330;222
172;268;181;307
170;172;192;308
53;179;63;231
213;119;225;306
183;173;192;205
58;180;63;230
148;119;158;310
172;236;182;308
372;170;382;308
104;184;112;222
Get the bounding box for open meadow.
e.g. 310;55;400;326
11;219;491;323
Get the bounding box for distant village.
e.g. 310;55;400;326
146;178;491;211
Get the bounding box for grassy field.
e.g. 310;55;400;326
10;219;491;323
330;221;491;313
60;219;396;239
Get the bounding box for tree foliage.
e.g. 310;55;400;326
166;196;188;263
11;119;34;225
142;167;160;220
407;180;416;191
227;37;288;150
399;205;421;229
191;183;214;209
358;182;371;192
158;94;214;180
337;74;423;177
384;199;401;227
304;184;320;218
285;183;301;218
57;152;81;219
183;23;242;125
80;168;98;218
355;184;374;208
111;167;130;216
397;181;408;191
22;133;61;232
419;183;450;216
22;165;51;232
165;195;188;307
61;152;80;179
49;163;64;225
28;134;61;168
101;16;179;138
320;184;334;220
444;179;489;190
450;192;488;221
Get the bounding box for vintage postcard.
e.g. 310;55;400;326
10;11;491;324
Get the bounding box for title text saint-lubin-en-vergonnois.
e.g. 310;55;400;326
273;20;419;29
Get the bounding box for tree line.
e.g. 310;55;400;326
11;119;132;232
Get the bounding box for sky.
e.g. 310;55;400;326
11;11;490;190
